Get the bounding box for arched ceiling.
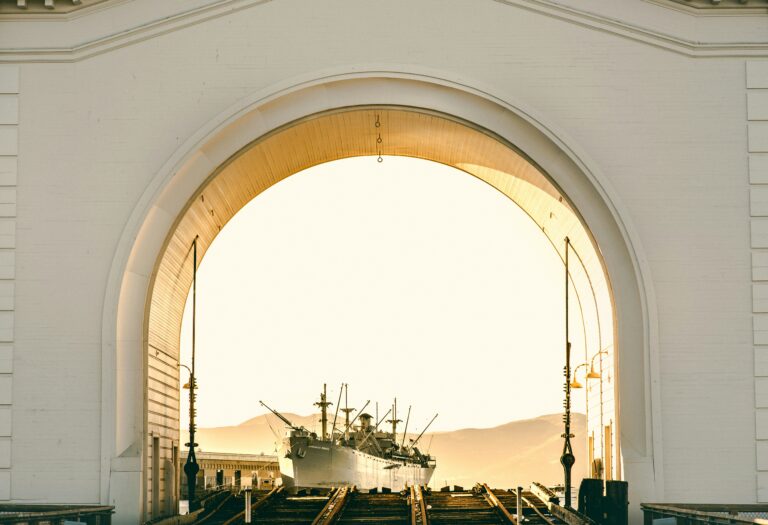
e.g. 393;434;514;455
146;107;613;364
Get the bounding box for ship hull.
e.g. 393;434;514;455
279;443;434;492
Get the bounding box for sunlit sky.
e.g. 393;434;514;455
180;156;586;434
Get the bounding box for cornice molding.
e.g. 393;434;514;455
1;0;765;15
645;0;768;14
0;0;111;15
666;0;768;9
0;0;766;62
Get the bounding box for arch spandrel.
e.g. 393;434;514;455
99;72;659;523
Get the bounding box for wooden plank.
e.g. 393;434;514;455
147;402;179;421
147;375;180;395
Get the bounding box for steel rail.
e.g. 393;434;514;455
530;482;597;525
195;492;234;524
530;482;560;509
410;485;429;525
311;486;351;525
522;495;558;525
481;484;518;524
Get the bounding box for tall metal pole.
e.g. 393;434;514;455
184;237;200;510
400;406;411;448
331;383;343;440
560;237;576;508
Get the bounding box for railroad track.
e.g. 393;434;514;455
194;491;242;525
192;482;589;524
420;484;574;525
423;487;503;524
480;484;567;524
335;490;409;524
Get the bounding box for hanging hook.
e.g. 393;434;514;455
375;115;381;128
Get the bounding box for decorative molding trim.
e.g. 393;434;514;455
0;0;765;62
645;0;768;14
747;60;768;503
2;0;764;16
0;64;17;503
501;0;768;56
0;0;111;15
665;0;768;9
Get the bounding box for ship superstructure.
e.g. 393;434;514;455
260;385;437;493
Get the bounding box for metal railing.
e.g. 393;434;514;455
0;504;114;524
642;503;768;524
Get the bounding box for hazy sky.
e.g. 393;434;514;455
179;156;585;435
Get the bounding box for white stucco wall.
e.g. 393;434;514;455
0;0;763;521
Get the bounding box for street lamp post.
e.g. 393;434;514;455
180;364;198;508
183;237;200;510
560;237;576;508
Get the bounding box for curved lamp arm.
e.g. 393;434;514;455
570;363;589;389
588;349;610;379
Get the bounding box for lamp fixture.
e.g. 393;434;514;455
570;363;589;389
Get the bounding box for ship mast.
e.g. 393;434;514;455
331;382;344;440
386;398;402;445
314;384;332;441
340;384;355;442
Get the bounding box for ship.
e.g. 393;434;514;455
260;385;437;493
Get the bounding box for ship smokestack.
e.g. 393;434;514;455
359;413;373;432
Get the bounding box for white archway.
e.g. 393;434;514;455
101;73;662;523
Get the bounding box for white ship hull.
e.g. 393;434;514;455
279;443;435;492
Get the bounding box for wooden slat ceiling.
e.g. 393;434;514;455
147;107;613;361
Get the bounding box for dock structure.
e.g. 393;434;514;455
189;482;602;525
178;451;279;498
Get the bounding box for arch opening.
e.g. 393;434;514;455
104;76;659;523
176;155;587;430
143;106;617;518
